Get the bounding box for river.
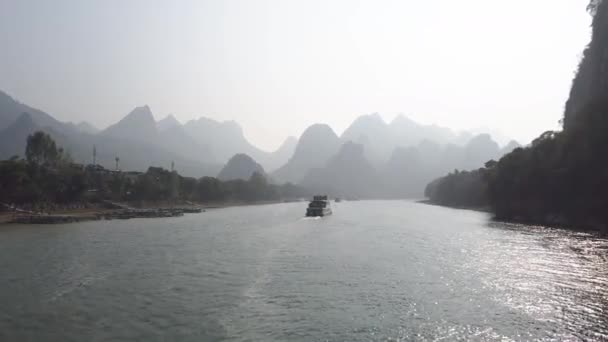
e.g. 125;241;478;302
0;200;606;341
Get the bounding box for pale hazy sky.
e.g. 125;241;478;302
0;0;591;151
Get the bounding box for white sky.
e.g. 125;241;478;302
0;0;591;151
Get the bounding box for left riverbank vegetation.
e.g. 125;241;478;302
0;131;308;215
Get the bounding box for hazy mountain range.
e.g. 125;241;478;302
0;89;519;197
270;113;520;197
218;154;265;181
0;90;295;177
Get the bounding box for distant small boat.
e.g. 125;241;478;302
306;195;332;217
334;198;342;203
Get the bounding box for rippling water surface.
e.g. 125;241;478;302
0;200;607;341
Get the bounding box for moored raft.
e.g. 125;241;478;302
103;208;185;220
11;215;81;224
8;206;203;224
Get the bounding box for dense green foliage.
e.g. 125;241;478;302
426;1;608;231
0;131;307;207
0;158;86;204
489;101;608;226
118;167;304;203
0;132;83;204
424;165;491;209
25;131;67;166
427;100;608;229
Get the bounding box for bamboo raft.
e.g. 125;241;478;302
102;208;185;220
11;215;84;224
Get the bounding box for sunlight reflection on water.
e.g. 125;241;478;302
0;201;606;341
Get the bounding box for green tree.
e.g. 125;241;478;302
196;176;225;202
25;131;63;166
0;159;40;204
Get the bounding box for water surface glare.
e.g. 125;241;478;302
1;200;607;341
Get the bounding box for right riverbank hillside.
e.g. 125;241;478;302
425;0;608;232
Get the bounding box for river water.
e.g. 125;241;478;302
0;200;606;341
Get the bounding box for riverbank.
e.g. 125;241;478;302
2;207;194;225
420;199;608;234
493;214;608;235
417;199;492;213
0;208;107;225
0;202;200;225
0;199;304;225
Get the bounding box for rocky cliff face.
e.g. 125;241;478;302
564;0;608;128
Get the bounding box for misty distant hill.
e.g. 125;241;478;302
301;142;381;198
0;90;295;176
183;117;247;163
272;124;341;184
340;113;466;165
462;134;500;170
217;154;265;181
100;105;217;165
0;91;220;177
350;134;501;198
382;146;429;198
0;89;298;177
0;112;76;161
157;114;181;131
0;112;42;158
102;105;159;144
74;121;99;134
183;118;295;172
161;124;217;163
0;90;70;133
271;136;298;169
267;112;514;198
0;89;518;192
390;114;457;147
341;113;395;163
272;120;512;198
501;140;522;154
381;134;506;197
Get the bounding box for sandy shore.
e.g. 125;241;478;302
0;208;114;225
0;199;301;225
